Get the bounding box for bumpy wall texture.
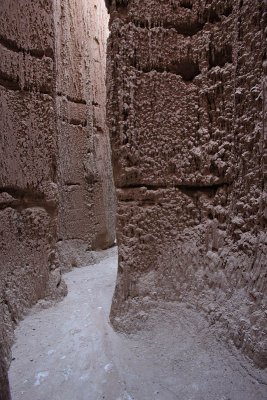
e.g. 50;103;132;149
0;1;66;397
55;0;115;270
108;0;267;368
0;0;114;398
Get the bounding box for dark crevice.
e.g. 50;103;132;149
39;86;53;96
196;5;233;22
94;37;100;45
104;0;111;10
117;182;229;197
0;185;39;197
0;360;11;400
134;60;200;81
0;70;52;95
51;155;57;183
180;0;193;10
70;118;87;127
55;93;87;104
66;95;86;105
139;199;156;206
60;117;87;127
118;181;229;203
0;187;56;214
118;198;137;203
178;183;228;197
116;0;128;8
203;8;221;23
133;19;204;37
0;71;20;91
223;6;233;17
118;182;229;192
3;296;17;325
95;125;104;133
123;107;129;120
0;35;54;60
131;3;233;36
209;44;233;69
57;93;87;105
65;182;81;187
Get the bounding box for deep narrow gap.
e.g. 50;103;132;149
2;0;267;399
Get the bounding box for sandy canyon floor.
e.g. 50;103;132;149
9;248;267;400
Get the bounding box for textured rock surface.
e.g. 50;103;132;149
0;0;67;397
107;0;267;367
0;0;116;396
55;0;116;271
1;0;116;396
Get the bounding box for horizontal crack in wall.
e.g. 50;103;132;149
0;187;56;214
0;70;20;90
0;35;54;60
0;70;53;95
60;116;87;127
117;182;229;202
133;60;200;81
56;92;87;105
118;182;229;191
131;19;204;36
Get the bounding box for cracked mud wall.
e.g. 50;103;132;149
55;0;116;270
107;0;267;367
0;1;67;398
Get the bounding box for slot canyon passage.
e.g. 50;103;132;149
0;0;267;399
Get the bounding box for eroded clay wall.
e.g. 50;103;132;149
107;0;267;367
55;0;116;270
0;1;67;397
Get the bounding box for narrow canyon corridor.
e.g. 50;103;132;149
9;250;267;400
0;0;266;398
